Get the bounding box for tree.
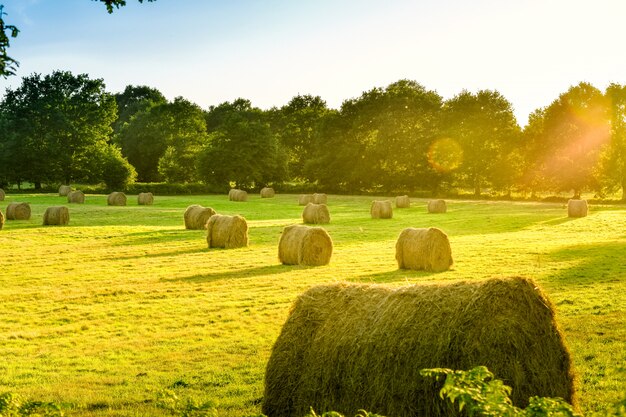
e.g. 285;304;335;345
599;83;626;200
113;84;166;135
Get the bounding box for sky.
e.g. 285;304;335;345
1;0;626;126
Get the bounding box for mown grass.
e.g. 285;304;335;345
0;193;624;416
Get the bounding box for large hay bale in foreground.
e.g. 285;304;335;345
568;199;588;218
67;190;85;204
263;277;576;417
183;205;216;230
260;187;275;198
396;227;452;272
0;188;5;201
6;202;31;220
229;189;248;202
138;192;154;205
428;199;447;213
298;194;313;206
58;185;72;196
107;192;127;206
371;200;393;219
302;203;330;224
312;193;327;204
278;225;333;266
206;214;249;249
396;195;410;208
43;206;69;226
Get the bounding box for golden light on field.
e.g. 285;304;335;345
427;137;463;173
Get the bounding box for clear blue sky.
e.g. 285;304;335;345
1;0;626;126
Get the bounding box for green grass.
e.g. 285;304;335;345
0;193;624;416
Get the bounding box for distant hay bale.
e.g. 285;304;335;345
0;209;4;230
206;214;249;249
371;200;393;219
427;199;447;213
183;205;216;230
58;185;72;196
6;202;31;220
568;199;588;218
107;192;127;206
260;187;275;198
229;189;248;202
278;225;333;266
396;195;410;208
396;227;453;272
0;188;5;201
302;203;330;224
298;194;314;206
43;206;69;226
312;193;327;204
262;277;576;417
67;190;85;204
138;192;154;205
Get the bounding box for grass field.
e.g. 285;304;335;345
0;193;624;416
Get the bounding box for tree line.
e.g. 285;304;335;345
1;70;626;199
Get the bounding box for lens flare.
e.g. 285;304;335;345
428;138;463;173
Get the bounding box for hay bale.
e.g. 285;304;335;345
206;214;249;249
298;194;314;206
568;199;588;218
229;189;248;202
43;206;70;226
6;202;31;220
0;209;4;230
302;203;330;224
0;188;5;201
138;192;154;205
183;205;216;230
107;192;127;206
396;195;410;208
370;200;393;219
262;277;576;417
312;193;327;204
67;190;85;204
396;227;453;272
278;225;333;266
260;187;275;198
58;185;72;196
428;199;447;213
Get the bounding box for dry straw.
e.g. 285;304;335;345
6;202;31;220
0;188;5;201
229;189;248;202
107;192;127;206
206;214;249;249
263;277;576;417
396;195;410;208
260;187;275;198
312;193;327;204
58;185;72;196
298;194;314;206
43;206;69;226
396;227;452;272
138;192;154;205
371;200;393;219
67;190;85;204
302;203;330;224
0;209;4;230
278;225;333;266
428;199;447;213
183;205;216;230
568;199;588;218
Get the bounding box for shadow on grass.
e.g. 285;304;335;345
114;229;199;246
112;247;208;260
546;241;626;284
351;268;442;284
163;264;295;283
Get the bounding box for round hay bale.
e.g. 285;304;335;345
6;202;31;220
370;200;393;219
396;195;410;208
58;185;72;196
0;188;5;201
229;189;248;202
312;193;327;204
262;277;576;417
427;199;447;213
183;205;216;230
260;187;275;198
138;192;154;205
206;214;249;249
298;194;314;206
567;199;588;218
302;203;330;224
396;227;453;272
0;209;4;230
278;225;333;266
107;192;127;206
67;190;85;204
43;206;70;226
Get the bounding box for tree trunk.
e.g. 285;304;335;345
34;182;41;190
622;175;626;201
572;189;581;199
473;177;481;197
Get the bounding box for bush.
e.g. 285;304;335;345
99;145;137;190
